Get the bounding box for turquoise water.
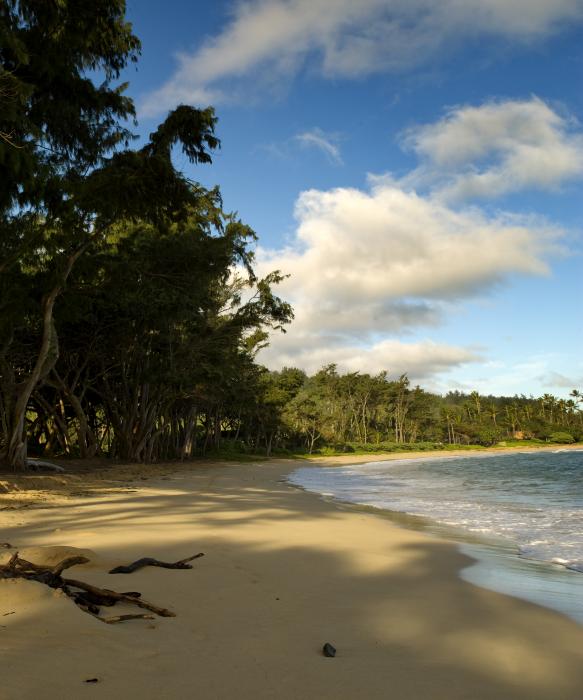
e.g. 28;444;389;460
289;450;583;622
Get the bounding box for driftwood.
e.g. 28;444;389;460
13;554;90;577
109;553;204;574
101;614;155;624
63;578;175;617
0;551;198;623
79;607;156;625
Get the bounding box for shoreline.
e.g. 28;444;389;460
290;448;583;624
2;455;583;698
1;443;580;509
288;477;583;626
300;442;583;465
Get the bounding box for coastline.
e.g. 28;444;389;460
2;454;583;698
288;475;583;626
300;442;583;465
292;446;583;623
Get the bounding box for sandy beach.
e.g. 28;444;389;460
2;451;583;699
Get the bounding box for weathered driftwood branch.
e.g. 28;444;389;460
102;613;156;624
5;551;18;573
109;552;204;574
0;551;198;623
77;605;155;625
63;578;176;617
15;555;90;576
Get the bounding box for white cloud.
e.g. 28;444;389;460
259;127;343;164
252;99;580;381
259;337;479;379
261;181;559;302
543;371;583;389
444;357;583;397
141;0;583;114
402;98;583;201
256;178;563;377
295;128;343;165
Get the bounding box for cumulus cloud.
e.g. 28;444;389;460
255;178;563;377
260;181;559;302
402;98;583;201
259;337;479;379
141;0;583;114
295;128;343;165
252;99;580;380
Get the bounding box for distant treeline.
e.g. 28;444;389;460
247;367;582;454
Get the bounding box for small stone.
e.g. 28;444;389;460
322;642;336;658
84;678;99;683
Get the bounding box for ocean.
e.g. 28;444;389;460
288;449;583;623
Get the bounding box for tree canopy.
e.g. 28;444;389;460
0;0;291;468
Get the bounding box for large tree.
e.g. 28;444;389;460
26;206;291;463
0;1;226;468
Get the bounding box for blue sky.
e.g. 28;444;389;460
123;0;583;397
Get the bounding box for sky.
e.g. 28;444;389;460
124;0;583;397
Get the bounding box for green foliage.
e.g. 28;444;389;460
0;1;292;468
262;372;582;456
468;426;503;447
346;442;445;454
0;0;140;211
549;432;575;444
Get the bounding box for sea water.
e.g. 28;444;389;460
288;450;583;622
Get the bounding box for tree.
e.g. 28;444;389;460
0;1;138;468
285;392;323;454
0;2;240;469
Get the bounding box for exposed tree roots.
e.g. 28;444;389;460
0;550;203;623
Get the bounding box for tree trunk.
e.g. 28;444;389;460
266;432;273;457
50;371;99;459
4;295;59;469
180;406;198;461
1;242;88;470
